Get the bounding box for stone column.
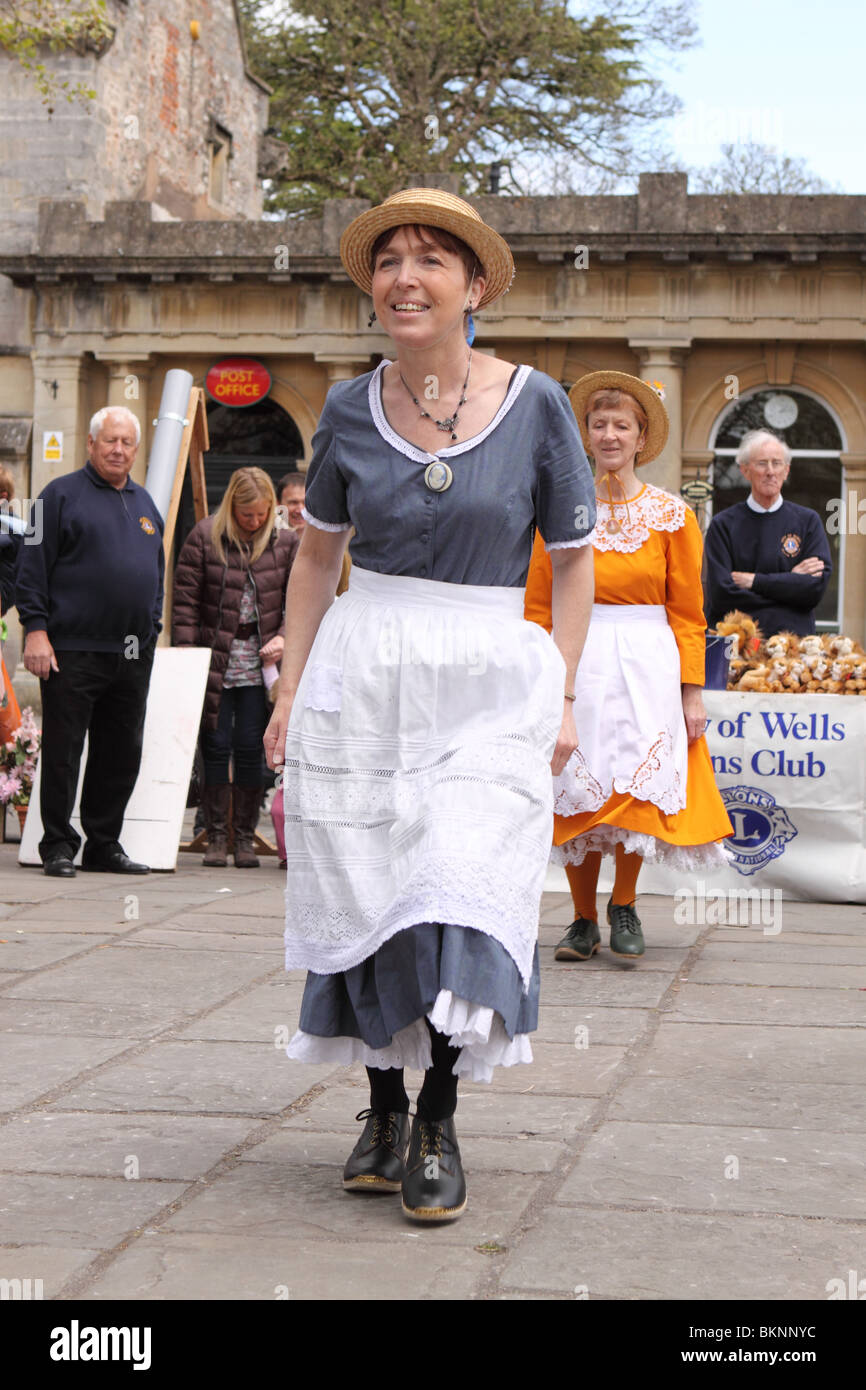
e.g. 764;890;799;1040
628;339;692;494
97;356;154;484
839;452;866;644
317;357;372;384
29;352;87;495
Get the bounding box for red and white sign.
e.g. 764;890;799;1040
205;358;271;407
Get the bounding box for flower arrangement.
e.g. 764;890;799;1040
0;707;40;806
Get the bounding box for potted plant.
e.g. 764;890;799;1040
0;707;41;833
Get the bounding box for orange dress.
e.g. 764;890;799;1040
525;483;732;866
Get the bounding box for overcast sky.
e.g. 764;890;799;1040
662;0;866;192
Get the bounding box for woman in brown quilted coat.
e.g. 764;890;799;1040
173;468;298;867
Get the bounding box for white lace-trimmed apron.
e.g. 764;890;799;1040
282;565;565;996
553;603;688;821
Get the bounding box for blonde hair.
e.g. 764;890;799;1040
210;467;277;565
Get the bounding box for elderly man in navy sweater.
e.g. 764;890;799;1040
704;429;832;640
16;407;164;876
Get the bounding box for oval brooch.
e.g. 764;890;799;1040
424;460;453;493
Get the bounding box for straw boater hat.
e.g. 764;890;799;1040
339;188;515;310
568;370;669;466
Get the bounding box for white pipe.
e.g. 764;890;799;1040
145;369;194;521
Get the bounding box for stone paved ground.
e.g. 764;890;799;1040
1;838;864;1303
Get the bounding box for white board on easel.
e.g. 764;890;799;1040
19;647;211;871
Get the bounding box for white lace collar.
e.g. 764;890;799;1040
368;359;533;461
591;483;687;553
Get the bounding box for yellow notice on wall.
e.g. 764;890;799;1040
42;431;63;462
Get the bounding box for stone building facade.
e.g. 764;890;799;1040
1;3;865;646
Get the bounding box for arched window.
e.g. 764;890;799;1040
710;388;844;631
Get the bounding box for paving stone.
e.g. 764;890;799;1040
0;1244;102;1298
153;912;286;938
0;1033;138;1110
538;1004;651;1046
280;1085;596;1138
0;919;142;936
0;998;182;1038
0;932;115;971
686;959;866;989
665;983;866;1027
173;979;307;1043
2;942;279;1011
80;1232;486;1300
52;1039;339;1116
162;1158;541;1248
0;1113;259;1179
460;1043;628;1097
498;1207;864;1299
703;937;866;962
113;928;283;954
538;968;673;1006
556;1120;866;1219
238;1127;567;1174
608;1021;866;1130
0;1174;188;1248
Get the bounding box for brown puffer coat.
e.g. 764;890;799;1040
172;516;299;730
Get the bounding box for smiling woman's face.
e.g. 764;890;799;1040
371;226;481;343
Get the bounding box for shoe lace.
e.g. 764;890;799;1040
609;903;641;935
417;1118;456;1162
355;1108;397;1146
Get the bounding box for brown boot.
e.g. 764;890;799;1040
232;785;262;868
201;784;230;867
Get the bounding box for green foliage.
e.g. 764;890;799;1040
0;0;112;107
240;0;697;217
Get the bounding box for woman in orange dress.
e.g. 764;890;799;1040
525;371;732;962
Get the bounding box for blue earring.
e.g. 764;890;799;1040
466;312;476;346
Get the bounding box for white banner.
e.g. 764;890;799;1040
639;690;866;903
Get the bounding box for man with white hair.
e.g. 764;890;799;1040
704;428;832;639
16;407;163;876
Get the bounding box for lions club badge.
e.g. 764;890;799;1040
780;532;801;559
139;516;155;535
720;785;797;877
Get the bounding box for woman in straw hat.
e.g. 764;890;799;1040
264;187;595;1222
525;372;732;963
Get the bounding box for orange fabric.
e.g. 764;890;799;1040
612;843;642;905
0;656;21;744
525;501;733;851
565;856;601;922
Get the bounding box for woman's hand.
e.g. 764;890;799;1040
259;634;285;663
551;701;578;777
264;692;295;772
682;682;707;744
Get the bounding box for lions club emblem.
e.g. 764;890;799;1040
780;532;801;559
720;785;797;876
139;516;155;535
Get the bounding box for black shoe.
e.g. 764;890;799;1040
401;1114;466;1223
81;847;150;875
43;855;76;878
343;1109;410;1193
607;899;645;958
554;916;601;961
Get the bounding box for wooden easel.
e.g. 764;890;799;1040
168;387;277;858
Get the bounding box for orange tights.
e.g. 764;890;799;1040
565;844;643;922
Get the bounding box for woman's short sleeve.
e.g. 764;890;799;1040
534;383;596;548
302;389;352;531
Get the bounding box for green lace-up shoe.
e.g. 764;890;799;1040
554;917;601;961
607;900;645;958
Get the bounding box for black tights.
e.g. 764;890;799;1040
366;1019;461;1122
